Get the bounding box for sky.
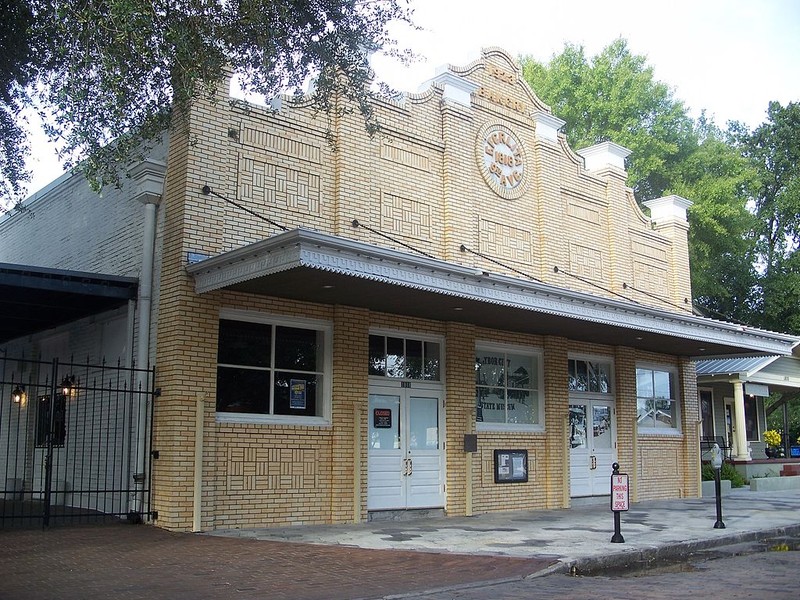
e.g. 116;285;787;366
23;0;800;196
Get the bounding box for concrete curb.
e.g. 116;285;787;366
548;524;800;577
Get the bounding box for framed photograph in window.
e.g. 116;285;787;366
493;449;528;483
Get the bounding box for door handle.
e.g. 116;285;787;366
407;458;413;476
590;456;597;470
403;458;413;476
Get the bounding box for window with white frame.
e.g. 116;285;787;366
216;312;331;423
636;366;679;432
475;344;542;429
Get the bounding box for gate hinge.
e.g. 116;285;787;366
151;450;160;459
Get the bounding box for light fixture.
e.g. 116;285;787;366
11;385;25;404
60;375;76;397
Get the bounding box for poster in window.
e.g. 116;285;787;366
493;449;528;483
289;379;307;410
373;408;392;429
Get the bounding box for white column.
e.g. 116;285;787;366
733;381;751;461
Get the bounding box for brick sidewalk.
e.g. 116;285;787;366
0;524;554;600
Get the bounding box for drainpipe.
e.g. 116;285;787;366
129;160;165;518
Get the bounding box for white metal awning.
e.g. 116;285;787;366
187;228;799;359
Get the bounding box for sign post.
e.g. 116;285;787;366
610;462;628;543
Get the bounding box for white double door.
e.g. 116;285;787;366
569;399;617;497
367;384;444;511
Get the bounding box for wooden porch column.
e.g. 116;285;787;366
732;381;751;461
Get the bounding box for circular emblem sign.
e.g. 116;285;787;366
477;124;527;199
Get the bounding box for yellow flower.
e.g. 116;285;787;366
763;429;781;448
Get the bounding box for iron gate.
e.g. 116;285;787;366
0;354;156;528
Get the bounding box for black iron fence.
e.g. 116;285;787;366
0;355;156;528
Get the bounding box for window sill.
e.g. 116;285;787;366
637;428;682;437
216;412;331;427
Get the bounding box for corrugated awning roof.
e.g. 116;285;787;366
0;262;138;343
695;356;779;376
187;228;800;359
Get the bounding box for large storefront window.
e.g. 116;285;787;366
216;312;331;423
368;334;441;381
476;344;542;429
636;366;680;432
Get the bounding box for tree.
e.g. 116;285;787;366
0;0;35;202
520;39;696;201
0;0;414;208
735;102;800;334
671;115;759;324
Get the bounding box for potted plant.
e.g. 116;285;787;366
763;429;782;458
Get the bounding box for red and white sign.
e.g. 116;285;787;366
611;473;629;512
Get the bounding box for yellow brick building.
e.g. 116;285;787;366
146;48;795;531
1;48;796;531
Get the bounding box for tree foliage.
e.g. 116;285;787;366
734;102;800;333
671;115;759;323
0;0;414;207
0;0;35;202
520;39;696;201
520;40;800;336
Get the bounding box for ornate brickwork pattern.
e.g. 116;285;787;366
241;127;321;163
566;195;601;225
631;238;668;263
227;447;318;493
479;219;532;264
632;260;668;295
569;243;603;280
641;447;679;478
238;156;321;214
381;192;431;238
381;142;430;172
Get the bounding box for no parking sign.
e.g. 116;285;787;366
611;472;629;512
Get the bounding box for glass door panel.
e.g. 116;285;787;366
592;405;612;449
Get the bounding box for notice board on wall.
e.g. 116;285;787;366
493;449;528;484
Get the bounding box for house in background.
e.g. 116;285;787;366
696;352;800;476
1;48;798;531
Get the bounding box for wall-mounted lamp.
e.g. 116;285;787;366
60;375;76;397
11;385;26;404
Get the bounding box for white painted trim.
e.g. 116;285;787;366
216;308;334;425
476;341;545;430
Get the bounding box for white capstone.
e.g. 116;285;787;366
532;112;566;142
643;195;693;223
577;141;632;171
421;67;480;107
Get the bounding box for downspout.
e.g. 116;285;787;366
133;200;157;516
129;160;165;518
